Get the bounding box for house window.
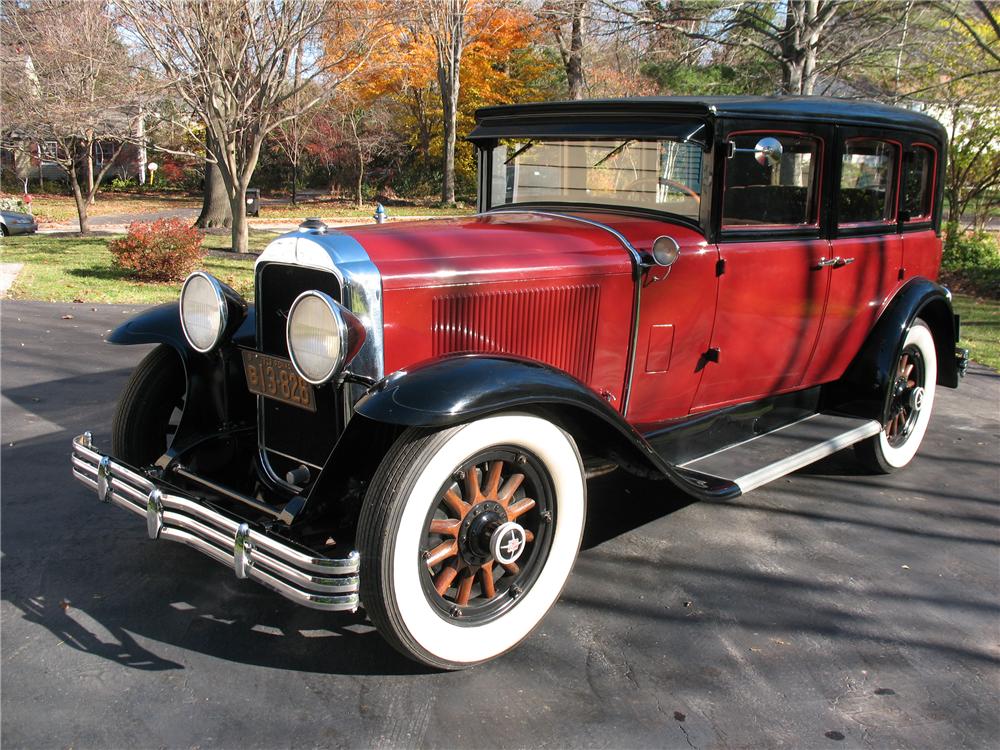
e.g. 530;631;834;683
722;133;821;228
838;139;899;225
902;145;935;222
94;142;116;165
40;141;58;160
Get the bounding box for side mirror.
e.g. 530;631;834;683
754;137;783;167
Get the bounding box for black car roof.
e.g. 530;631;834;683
471;96;946;142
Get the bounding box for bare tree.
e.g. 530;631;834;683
608;0;906;96
121;0;380;252
420;0;469;206
338;97;391;209
1;0;141;233
541;0;588;99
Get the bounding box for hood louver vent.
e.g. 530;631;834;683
433;285;600;382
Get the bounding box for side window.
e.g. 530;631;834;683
838;139;898;225
723;133;820;228
902;145;935;222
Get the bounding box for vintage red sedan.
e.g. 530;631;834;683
71;97;967;668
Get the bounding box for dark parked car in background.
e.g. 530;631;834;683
71;96;968;669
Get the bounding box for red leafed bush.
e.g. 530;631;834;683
109;218;205;282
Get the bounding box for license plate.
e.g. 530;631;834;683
242;351;317;412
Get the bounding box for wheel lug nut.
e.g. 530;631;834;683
450;605;462;618
541;510;552;523
509;584;522;599
454;470;466;481
516;454;527;465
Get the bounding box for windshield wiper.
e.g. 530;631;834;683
505;140;537;165
593;140;634;167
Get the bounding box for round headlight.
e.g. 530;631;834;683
180;272;227;353
287;291;347;384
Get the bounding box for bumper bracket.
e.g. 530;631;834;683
71;433;360;612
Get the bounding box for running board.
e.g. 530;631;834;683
677;413;881;495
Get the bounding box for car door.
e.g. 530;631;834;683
690;127;830;412
803;131;904;385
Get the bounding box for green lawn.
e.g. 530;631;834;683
257;202;474;220
25;192;473;224
29;193;200;223
953;293;1000;371
0;232;274;304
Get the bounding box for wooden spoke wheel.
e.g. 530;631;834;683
884;346;925;448
855;319;937;473
420;448;553;624
358;413;585;669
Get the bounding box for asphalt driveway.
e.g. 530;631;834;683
2;301;998;749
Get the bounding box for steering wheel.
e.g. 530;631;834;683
623;177;701;204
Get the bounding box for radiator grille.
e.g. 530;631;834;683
433;285;600;382
255;262;343;475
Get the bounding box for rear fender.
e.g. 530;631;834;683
827;278;958;422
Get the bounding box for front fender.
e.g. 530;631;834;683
354;354;740;502
355;354;623;427
107;302;256;356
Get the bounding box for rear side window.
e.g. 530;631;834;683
839;139;898;225
723;133;821;228
902;145;936;222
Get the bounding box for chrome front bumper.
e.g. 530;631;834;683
71;433;360;612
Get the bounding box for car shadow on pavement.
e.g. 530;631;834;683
3;363;998;679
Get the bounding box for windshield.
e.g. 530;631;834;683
488;136;704;221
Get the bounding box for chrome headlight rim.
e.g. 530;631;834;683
179;271;229;354
286;289;349;386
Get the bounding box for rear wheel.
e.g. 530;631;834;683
357;413;585;669
111;345;186;467
855;319;936;473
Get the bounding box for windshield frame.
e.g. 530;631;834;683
477;125;712;232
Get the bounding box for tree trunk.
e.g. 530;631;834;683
566;0;585;100
292;158;298;206
356;144;364;210
85;134;96;206
195;157;232;228
69;161;90;235
441;80;458;205
229;189;249;253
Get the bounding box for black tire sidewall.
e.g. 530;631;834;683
111;345;186;467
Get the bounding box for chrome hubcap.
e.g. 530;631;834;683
490;521;527;565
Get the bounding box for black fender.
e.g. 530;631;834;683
107;302;256;356
106;302;257;448
827;277;958;422
352;354;740;502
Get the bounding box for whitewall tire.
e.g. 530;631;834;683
855;319;937;473
357;413;585;669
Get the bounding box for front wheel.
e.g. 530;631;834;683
111;345;186;467
855;319;937;473
357;413;585;669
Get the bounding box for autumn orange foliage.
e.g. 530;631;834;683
322;0;554;191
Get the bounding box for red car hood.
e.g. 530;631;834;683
343;211;637;290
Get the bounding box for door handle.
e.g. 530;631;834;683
814;257;839;268
835;257;855;267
